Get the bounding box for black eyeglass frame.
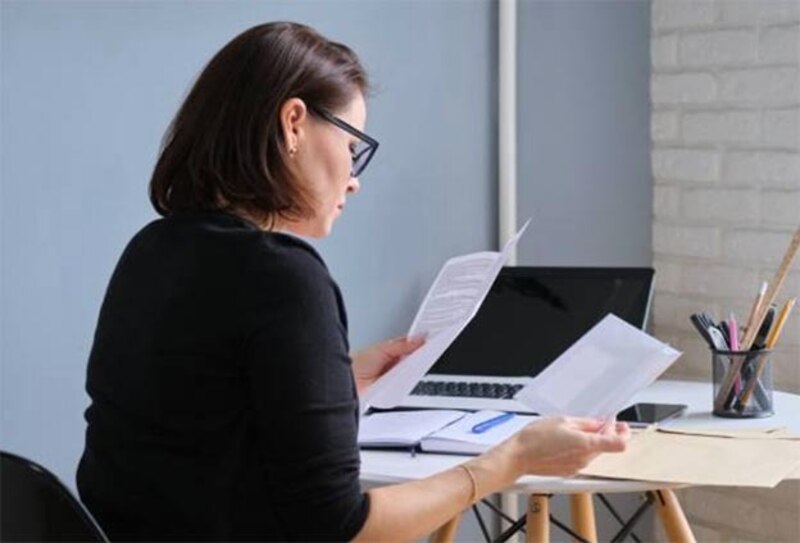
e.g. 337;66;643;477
308;105;379;178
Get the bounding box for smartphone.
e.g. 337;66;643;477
616;403;687;427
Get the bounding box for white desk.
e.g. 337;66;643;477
360;380;800;542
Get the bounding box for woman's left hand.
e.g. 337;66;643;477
351;336;426;395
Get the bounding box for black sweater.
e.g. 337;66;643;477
77;212;369;541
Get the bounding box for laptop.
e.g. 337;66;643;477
400;266;655;414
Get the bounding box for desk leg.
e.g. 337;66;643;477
569;493;597;543
430;514;461;543
652;489;696;543
526;494;550;543
501;493;520;542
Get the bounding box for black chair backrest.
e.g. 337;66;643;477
0;451;109;542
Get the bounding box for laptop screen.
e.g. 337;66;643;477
429;267;655;378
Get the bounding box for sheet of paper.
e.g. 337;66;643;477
515;314;682;419
362;220;530;412
407;252;499;338
409;219;530;338
581;428;800;488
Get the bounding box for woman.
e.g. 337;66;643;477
77;22;629;542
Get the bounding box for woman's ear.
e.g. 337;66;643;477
280;98;308;157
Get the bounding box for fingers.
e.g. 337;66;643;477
556;416;630;453
509;416;630;477
562;418;630;438
615;421;631;439
386;336;425;357
389;335;425;345
566;417;606;433
405;335;426;347
587;432;628;453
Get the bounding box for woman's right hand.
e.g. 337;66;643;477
505;416;630;477
356;417;630;542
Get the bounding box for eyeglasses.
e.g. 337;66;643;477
308;105;379;178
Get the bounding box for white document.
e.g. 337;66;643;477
361;220;530;412
407;252;502;338
515;314;682;419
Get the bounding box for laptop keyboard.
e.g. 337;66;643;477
410;381;525;399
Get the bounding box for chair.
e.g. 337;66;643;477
0;450;109;542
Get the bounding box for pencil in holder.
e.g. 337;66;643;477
712;349;773;418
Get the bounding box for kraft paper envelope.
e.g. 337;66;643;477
581;428;800;488
656;427;799;440
656;427;800;481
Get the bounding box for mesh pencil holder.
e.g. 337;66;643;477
711;349;774;418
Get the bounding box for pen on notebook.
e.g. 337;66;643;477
737;298;796;410
471;412;514;434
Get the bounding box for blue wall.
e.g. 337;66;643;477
1;0;496;485
518;0;652;267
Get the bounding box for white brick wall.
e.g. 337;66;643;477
682;187;761;223
653;223;722;257
653;148;720;181
652;110;681;141
722;151;800;187
760;24;800;63
652;34;679;67
719;0;800;26
651;72;717;104
651;1;800;541
653;0;716;29
682;110;761;143
679;29;758;66
719;67;799;105
763;107;800;148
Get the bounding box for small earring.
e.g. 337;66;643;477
289;147;297;156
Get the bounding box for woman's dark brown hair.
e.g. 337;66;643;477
149;22;369;224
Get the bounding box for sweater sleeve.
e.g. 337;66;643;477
242;246;368;541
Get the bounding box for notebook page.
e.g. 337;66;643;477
358;410;467;447
421;411;539;454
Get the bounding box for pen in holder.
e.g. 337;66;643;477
712;348;774;418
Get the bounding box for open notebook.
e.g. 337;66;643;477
358;410;538;455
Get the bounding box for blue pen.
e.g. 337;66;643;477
471;412;515;434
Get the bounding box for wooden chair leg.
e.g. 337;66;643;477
526;494;550;543
569;493;597;543
429;514;461;543
652;489;696;543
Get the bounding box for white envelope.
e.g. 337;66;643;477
515;314;682;418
